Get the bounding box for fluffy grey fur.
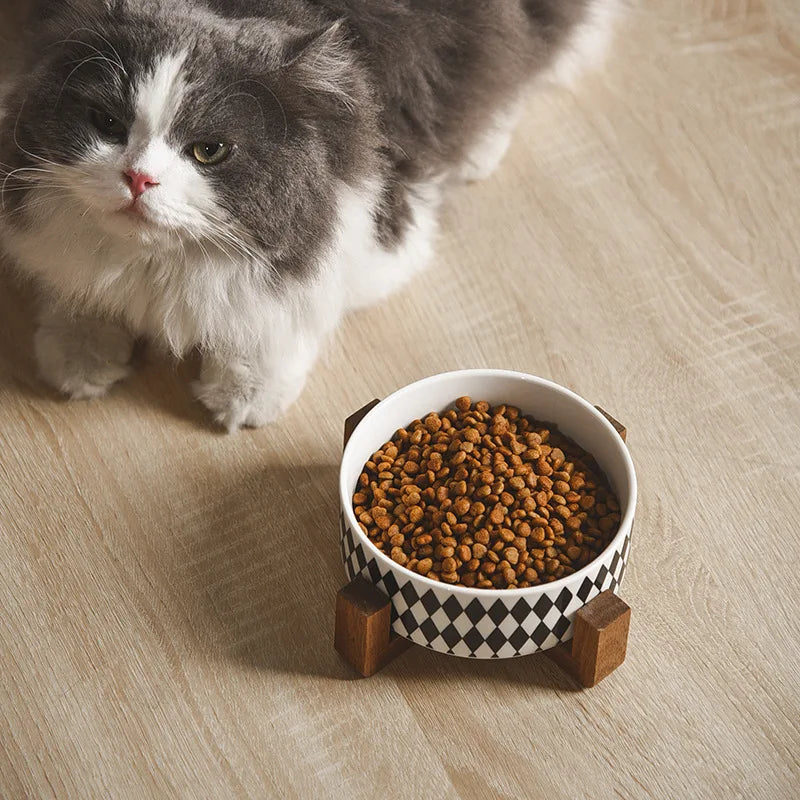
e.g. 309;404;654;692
0;0;615;429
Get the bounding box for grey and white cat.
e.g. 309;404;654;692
0;0;616;430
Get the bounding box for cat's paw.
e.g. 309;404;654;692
192;379;283;432
34;313;135;399
192;365;303;433
455;109;516;183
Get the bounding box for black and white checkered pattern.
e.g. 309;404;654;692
340;513;631;659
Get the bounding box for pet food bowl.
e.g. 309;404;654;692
339;369;637;659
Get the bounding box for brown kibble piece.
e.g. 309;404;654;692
566;516;582;531
536;457;553;476
472;542;488;559
442;556;457;573
390;547;408;565
453;497;471;516
489;504;506;525
490;415;509;436
424;413;442;433
417;558;433;575
474;529;490;545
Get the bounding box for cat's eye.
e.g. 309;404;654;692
88;108;126;141
190;141;232;166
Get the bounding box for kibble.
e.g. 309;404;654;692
352;397;621;589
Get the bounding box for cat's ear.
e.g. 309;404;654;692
281;20;346;67
281;20;357;109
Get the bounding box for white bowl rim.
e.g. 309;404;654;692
339;369;638;599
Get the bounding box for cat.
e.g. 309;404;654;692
0;0;616;431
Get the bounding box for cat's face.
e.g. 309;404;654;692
52;49;235;244
2;1;373;275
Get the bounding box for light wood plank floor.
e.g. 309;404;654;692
1;1;798;797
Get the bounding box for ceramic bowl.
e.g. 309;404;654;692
339;370;636;658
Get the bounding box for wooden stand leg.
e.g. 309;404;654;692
343;399;380;450
594;406;627;442
545;590;631;687
334;576;411;677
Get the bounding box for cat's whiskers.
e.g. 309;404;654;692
0;165;56;177
201;208;274;252
173;229;187;263
194;220;257;266
202;220;266;266
55;55;125;108
200;216;256;252
9;190;74;218
2;185;69;195
183;227;214;268
90;234;109;257
208;230;262;269
200;234;238;265
212;232;280;286
1;166;61;208
52;30;127;76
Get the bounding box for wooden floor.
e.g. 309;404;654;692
1;1;799;798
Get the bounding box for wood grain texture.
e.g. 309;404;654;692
1;0;799;797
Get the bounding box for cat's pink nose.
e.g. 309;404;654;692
123;169;159;199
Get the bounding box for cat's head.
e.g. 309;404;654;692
1;0;376;277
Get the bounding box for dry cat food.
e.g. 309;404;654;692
352;397;621;589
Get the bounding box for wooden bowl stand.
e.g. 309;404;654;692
335;399;632;687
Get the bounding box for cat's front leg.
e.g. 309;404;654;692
193;333;320;433
34;303;135;399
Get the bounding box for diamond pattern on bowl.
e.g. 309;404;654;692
340;513;631;659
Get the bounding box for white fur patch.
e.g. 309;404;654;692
334;178;440;311
456;103;521;183
2;189;275;356
134;51;188;136
546;0;619;87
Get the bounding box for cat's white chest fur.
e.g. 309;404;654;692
2;190;279;355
